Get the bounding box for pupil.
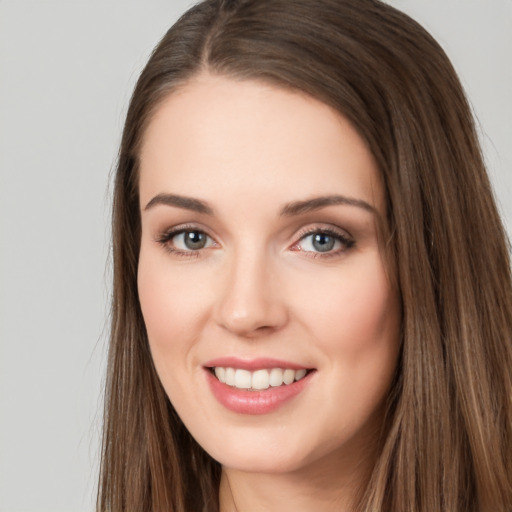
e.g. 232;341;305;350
184;231;206;250
312;233;335;252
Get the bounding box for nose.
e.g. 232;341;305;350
214;249;288;338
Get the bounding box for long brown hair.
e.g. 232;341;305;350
98;1;512;510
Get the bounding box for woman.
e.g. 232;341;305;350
98;0;512;510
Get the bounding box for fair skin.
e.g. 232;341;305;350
137;74;401;511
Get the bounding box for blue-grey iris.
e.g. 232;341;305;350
312;233;335;252
184;231;207;250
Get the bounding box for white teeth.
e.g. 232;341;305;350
283;369;295;385
225;367;236;386
252;369;270;390
214;367;226;383
213;367;309;390
294;369;307;381
269;368;283;387
234;369;252;389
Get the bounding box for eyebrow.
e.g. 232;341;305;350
280;195;377;216
144;193;214;215
143;192;377;217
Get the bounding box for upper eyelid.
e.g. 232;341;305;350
293;223;353;240
156;223;215;240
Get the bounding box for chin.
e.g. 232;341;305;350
215;449;309;474
200;428;334;475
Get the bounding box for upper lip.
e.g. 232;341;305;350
203;356;313;371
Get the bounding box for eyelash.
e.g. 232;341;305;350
155;225;355;259
291;227;355;258
155;224;215;258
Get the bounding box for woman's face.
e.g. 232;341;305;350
137;74;401;474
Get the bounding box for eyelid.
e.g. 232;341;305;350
294;222;352;239
289;224;355;256
155;223;219;256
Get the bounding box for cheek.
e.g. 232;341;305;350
137;249;210;406
292;254;400;390
137;250;208;346
296;255;398;342
288;257;400;452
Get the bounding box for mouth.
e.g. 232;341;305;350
208;366;314;391
204;358;316;414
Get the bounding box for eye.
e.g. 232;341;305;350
156;227;217;255
173;230;212;250
292;228;354;256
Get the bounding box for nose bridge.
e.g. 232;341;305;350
215;241;287;336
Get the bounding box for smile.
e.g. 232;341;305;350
212;367;309;391
204;359;316;414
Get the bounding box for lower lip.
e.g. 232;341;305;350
205;369;314;415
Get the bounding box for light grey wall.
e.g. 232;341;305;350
0;1;510;511
388;0;512;233
0;2;194;511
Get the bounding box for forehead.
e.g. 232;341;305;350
138;74;384;215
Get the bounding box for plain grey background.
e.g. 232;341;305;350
0;1;510;511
